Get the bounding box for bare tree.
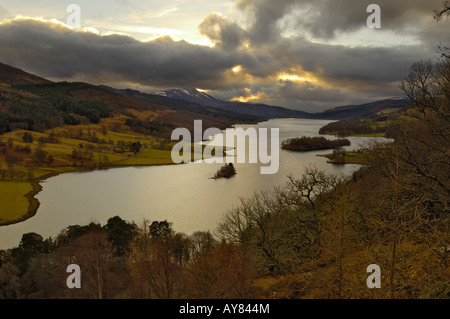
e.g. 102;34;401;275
217;167;346;274
0;262;21;299
434;0;450;21
399;59;450;211
361;140;446;298
127;220;186;299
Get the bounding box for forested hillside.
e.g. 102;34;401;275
0;71;258;138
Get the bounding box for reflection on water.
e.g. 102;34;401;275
0;119;386;249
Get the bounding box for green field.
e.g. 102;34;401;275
0;181;33;225
317;151;367;164
350;132;386;137
0;124;225;225
0;125;162;225
116;148;175;166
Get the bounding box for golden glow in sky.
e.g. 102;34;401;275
0;0;444;112
279;74;312;82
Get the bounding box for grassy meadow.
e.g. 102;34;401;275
0;120;227;225
0;122;177;225
0;181;34;225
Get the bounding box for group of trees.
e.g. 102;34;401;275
214;44;449;297
0;136;447;299
318;118;392;137
1;54;448;298
0;132;53;180
0;1;448;300
213;163;236;179
281;136;351;152
62;127;144;155
0;82;112;134
0;125;147;172
22;132;33;143
124;117;176;137
0;217;256;299
0;165;33;181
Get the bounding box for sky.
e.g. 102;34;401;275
0;0;448;112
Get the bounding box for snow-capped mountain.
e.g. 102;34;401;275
150;88;410;120
154;88;228;108
153;88;313;119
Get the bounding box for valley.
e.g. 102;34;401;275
0;62;411;227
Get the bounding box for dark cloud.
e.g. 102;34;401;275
237;0;300;45
278;80;346;103
198;12;246;51
272;37;431;85
0;18;250;89
197;0;439;98
298;0;444;39
235;0;445;43
0;0;447;113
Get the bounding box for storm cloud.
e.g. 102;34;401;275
235;0;445;41
0;0;447;112
198;12;247;51
0;18;254;89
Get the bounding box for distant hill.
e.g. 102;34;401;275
0;63;52;85
317;97;409;120
100;86;261;124
0;62;258;137
153;88;410;121
0;61;412;139
316;97;410;137
154;88;313;119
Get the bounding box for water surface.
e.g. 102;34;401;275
0;119;385;249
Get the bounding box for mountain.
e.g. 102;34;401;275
100;86;261;124
153;88;410;120
0;61;411;139
154;88;226;108
317;97;410;137
154;88;313;119
0;62;258;136
0;62;52;85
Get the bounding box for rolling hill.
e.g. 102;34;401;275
0;61;411;139
0;62;52;85
0;63;259;138
153;88;410;120
153;88;313;119
317;97;409;120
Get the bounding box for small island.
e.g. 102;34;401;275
212;163;236;179
317;148;366;164
281;136;351;152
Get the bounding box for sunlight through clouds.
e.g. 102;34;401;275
0;0;445;111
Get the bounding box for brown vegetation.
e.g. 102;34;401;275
281;136;351;152
3;48;449;299
213;163;236;179
0;3;449;300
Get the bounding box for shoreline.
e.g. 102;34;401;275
316;153;366;165
0;160;179;227
0;118;318;228
1;142;233;227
